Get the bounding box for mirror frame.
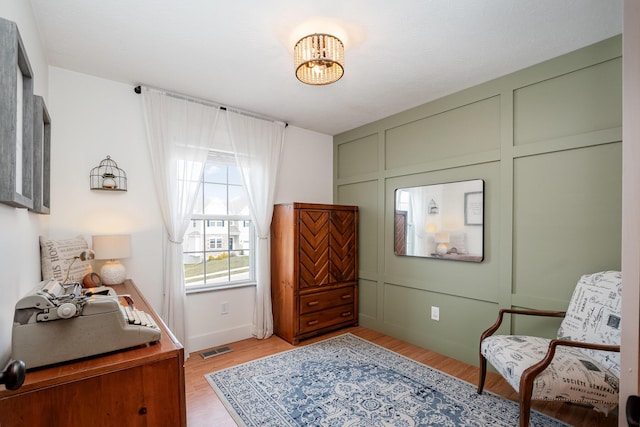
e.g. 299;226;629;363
394;179;484;262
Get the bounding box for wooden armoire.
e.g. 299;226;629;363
271;202;358;344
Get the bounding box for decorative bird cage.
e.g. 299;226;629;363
90;155;127;191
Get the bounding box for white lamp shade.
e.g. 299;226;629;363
92;234;131;260
435;232;450;243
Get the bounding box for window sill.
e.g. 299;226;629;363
185;281;256;295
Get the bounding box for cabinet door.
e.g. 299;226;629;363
329;210;357;283
0;357;182;427
298;210;330;288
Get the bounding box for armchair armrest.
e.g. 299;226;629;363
524;339;620;382
477;308;565;396
519;339;620;415
480;308;566;343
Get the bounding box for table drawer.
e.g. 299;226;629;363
299;304;355;334
299;287;355;315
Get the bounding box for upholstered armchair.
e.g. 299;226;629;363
477;271;621;427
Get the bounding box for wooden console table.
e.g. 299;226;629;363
0;279;186;427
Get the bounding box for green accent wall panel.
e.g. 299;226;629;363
383;283;500;365
383;162;501;303
337;181;379;276
384;96;501;170
337;133;378;179
512;308;564;339
358;278;377;320
514;58;622;146
333;35;622;365
512;143;622;302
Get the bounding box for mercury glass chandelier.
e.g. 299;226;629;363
294;33;344;85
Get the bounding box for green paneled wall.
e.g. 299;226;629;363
385;96;501;169
384;162;501;303
513;57;622;145
333;36;622;366
337;180;379;276
512;143;622;303
337;134;379;179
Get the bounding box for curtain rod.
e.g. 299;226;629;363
134;85;287;127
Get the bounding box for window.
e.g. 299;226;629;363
208;238;223;249
182;152;254;291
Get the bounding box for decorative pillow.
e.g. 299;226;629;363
557;270;622;377
40;236;92;283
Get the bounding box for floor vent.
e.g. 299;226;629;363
200;346;232;359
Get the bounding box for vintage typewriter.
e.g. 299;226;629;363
12;279;162;369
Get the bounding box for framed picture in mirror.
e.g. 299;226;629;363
0;18;34;209
464;191;483;225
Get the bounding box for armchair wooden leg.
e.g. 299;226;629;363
519;374;535;427
477;354;487;394
519;393;532;427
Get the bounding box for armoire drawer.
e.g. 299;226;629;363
299;304;355;334
299;287;355;315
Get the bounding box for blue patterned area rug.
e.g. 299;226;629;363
206;333;569;426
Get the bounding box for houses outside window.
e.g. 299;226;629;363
208;237;223;249
183;152;254;291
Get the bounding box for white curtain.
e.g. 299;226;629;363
225;110;285;339
141;88;220;347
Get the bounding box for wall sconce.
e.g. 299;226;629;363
92;234;131;285
90;155;127;191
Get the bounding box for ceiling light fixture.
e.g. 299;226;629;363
294;33;344;85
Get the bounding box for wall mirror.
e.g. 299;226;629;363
394;179;484;262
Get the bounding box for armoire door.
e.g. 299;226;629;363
298;209;330;289
329;210;357;283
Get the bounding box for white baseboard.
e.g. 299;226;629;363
187;324;253;355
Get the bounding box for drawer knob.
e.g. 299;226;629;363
307;301;319;306
307;320;319;326
341;294;351;300
341;311;352;317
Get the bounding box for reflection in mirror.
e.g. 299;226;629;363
394;179;484;262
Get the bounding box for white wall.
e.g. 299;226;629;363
48;68;165;310
275;126;333;204
48;67;334;354
0;2;50;367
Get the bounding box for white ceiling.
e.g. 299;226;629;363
29;0;623;136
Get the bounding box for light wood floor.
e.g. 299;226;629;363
184;326;618;426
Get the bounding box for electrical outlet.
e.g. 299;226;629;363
221;301;229;315
431;306;440;321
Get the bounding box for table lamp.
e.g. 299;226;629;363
435;232;450;255
92;234;131;285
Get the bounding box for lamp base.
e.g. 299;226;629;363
436;243;448;255
100;260;126;285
